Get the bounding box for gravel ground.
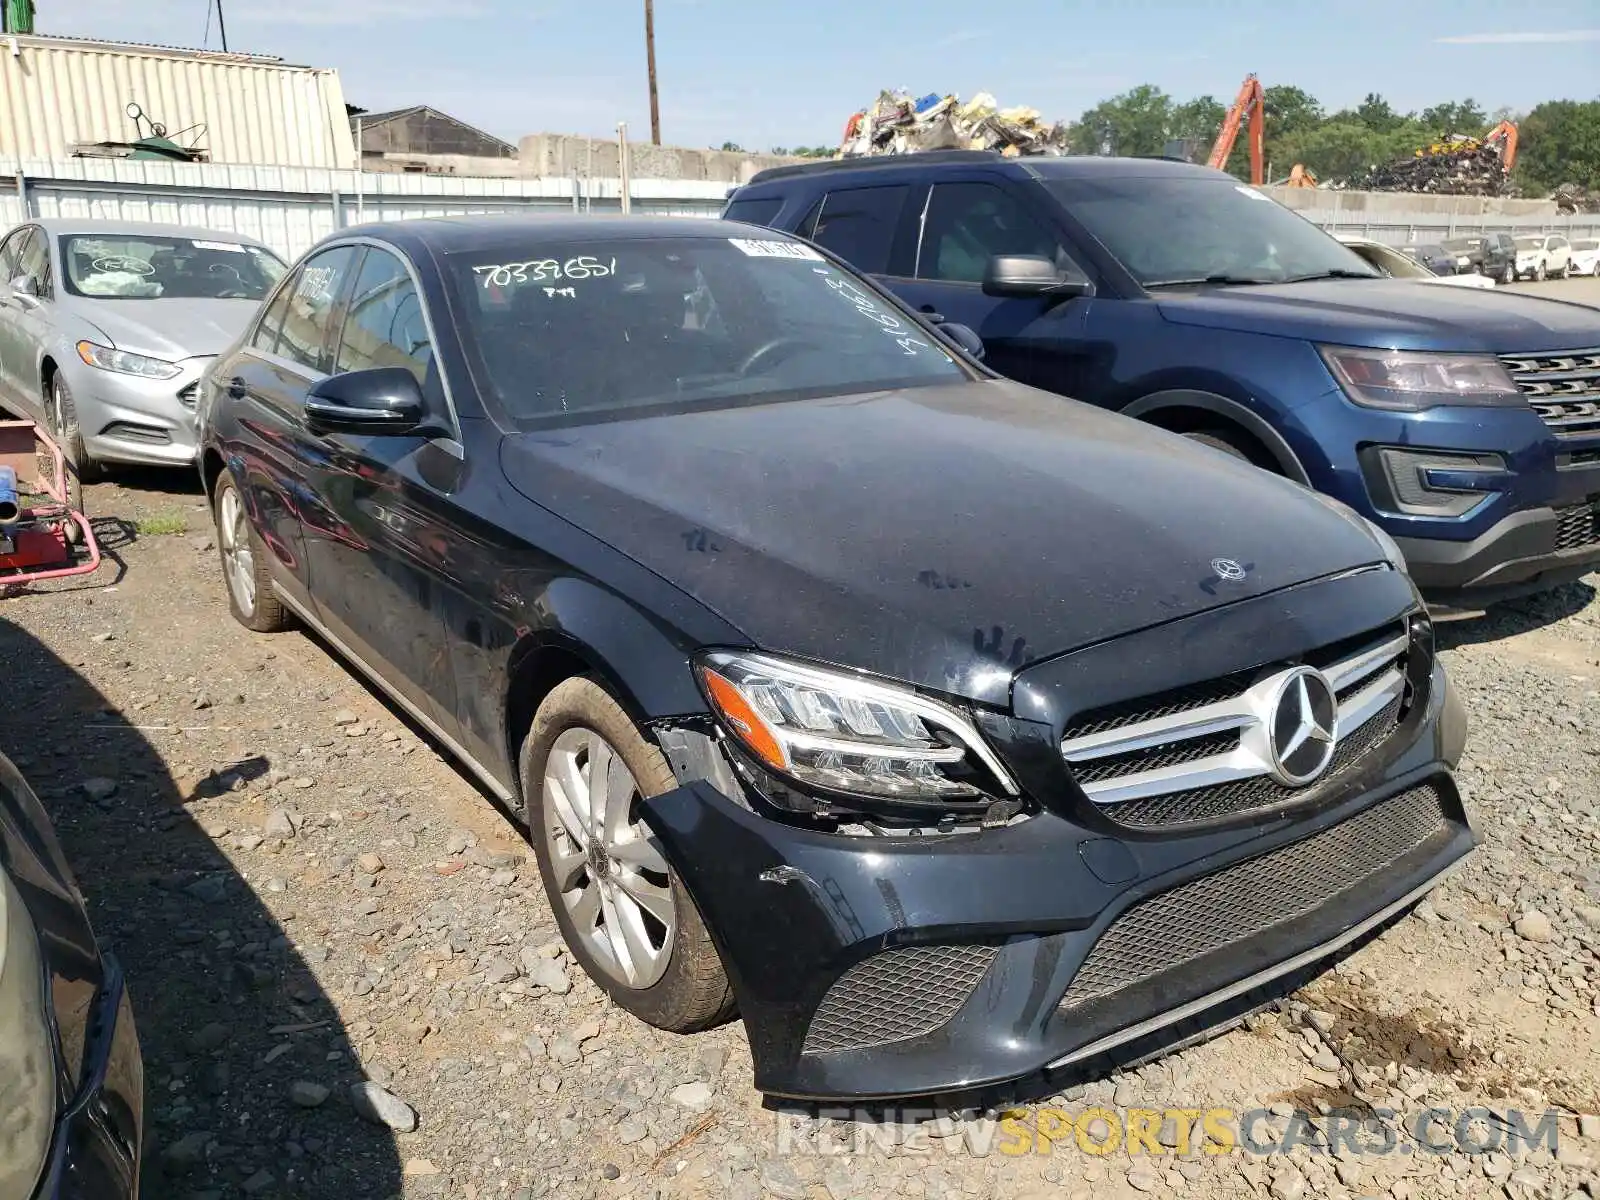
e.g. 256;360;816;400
2;465;1599;1200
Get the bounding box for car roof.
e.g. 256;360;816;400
740;151;1235;190
25;217;274;248
340;214;795;257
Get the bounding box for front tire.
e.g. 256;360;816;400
522;677;734;1033
48;374;102;483
1535;261;1547;282
1181;426;1281;475
213;473;288;632
1501;261;1515;285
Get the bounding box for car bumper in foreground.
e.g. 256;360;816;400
74;361;204;468
1396;499;1600;607
644;668;1473;1101
32;954;143;1200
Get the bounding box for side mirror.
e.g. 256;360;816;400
305;367;425;434
982;255;1090;300
938;322;986;360
8;274;40;305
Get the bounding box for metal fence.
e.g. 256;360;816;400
3;158;1596;261
0;158;729;260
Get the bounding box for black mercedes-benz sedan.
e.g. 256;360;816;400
0;750;143;1198
194;215;1473;1100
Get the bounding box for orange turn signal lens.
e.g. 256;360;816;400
702;668;787;771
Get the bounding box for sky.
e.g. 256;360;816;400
34;0;1600;153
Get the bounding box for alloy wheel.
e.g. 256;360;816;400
218;486;257;615
541;727;675;989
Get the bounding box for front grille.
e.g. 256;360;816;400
803;944;998;1055
1554;499;1600;551
1500;349;1600;434
1060;623;1411;828
1059;781;1448;1010
1105;697;1401;827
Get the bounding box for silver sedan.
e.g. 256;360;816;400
0;219;286;474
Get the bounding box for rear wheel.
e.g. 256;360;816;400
522;677;734;1033
48;374;102;484
213;473;288;632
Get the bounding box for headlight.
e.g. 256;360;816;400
1319;346;1522;412
1455;256;1471;267
0;870;57;1200
75;340;182;380
1308;490;1409;572
696;651;1017;811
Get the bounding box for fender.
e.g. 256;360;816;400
1121;389;1311;487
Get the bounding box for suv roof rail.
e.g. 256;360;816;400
745;149;1002;186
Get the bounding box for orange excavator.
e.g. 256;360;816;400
1484;120;1518;171
1208;73;1264;185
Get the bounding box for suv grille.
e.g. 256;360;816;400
1554;498;1600;551
1058;781;1448;1010
1060;624;1409;828
803;944;998;1055
1500;350;1600;434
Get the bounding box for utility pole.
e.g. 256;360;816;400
644;0;661;145
216;0;230;52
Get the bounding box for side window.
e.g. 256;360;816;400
0;228;25;280
275;245;358;373
722;197;783;228
333;248;432;384
15;228;48;293
252;274;296;354
795;196;824;241
810;185;910;274
917;183;1063;284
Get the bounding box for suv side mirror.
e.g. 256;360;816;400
305;367;425;434
982;255;1090;300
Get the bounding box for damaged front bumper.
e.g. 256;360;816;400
641;666;1473;1101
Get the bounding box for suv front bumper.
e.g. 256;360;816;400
644;666;1472;1101
1395;501;1600;606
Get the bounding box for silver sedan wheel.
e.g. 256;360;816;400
218;486;256;615
542;727;675;989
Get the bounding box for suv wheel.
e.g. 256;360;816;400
1181;427;1278;475
1501;260;1515;285
1535;261;1547;282
213;473;289;632
522;678;735;1033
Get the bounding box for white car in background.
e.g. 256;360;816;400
1569;238;1600;276
1512;233;1572;281
1335;236;1496;290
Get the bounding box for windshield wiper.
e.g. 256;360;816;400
1144;274;1279;288
1279;269;1381;283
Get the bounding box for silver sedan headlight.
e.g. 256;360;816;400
0;869;56;1199
76;340;182;380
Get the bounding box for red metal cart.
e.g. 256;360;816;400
0;419;101;590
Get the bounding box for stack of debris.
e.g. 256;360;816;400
1553;184;1600;215
838;90;1069;159
1347;136;1510;196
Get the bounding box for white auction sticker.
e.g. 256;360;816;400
192;239;247;252
728;238;824;261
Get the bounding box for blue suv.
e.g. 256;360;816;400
724;152;1600;608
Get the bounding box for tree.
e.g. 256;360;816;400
1515;99;1600;192
719;141;746;153
1262;85;1323;144
1420;99;1488;136
1354;93;1408;133
1069;85;1175;157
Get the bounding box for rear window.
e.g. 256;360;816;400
722;197;783;227
59;234;285;300
446;235;966;428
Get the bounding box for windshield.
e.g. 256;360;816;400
1441;237;1480;252
1041;175;1380;286
60;234;286;300
1515;236;1544;250
446;236;968;427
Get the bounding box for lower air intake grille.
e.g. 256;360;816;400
1059;782;1448;1010
803;944;998;1055
1554;500;1600;551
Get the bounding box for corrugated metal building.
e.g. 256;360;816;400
0;34;356;169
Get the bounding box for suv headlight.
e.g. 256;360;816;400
696;651;1017;812
0;870;57;1200
1319;346;1522;412
76;340;182;380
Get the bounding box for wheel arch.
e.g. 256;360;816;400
1122;389;1311;486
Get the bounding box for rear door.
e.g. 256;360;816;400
212;244;360;609
887;178;1098;396
9;227;59;414
0;227;31;409
300;243;462;730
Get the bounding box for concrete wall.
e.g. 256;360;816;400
360;152;527;178
519;133;802;184
1265;186;1565;220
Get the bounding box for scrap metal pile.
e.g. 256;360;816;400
1553;184;1600;215
1347;136;1511;196
838;90;1069;158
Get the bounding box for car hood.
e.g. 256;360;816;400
499;380;1386;707
68;298;259;360
1157;278;1599;353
